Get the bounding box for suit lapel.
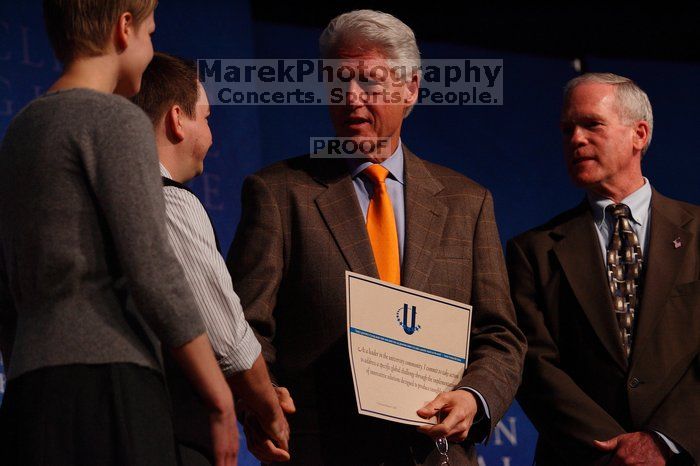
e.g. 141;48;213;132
630;190;694;365
401;147;448;291
552;202;629;371
313;148;450;287
313;159;379;278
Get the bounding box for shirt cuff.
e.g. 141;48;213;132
458;387;491;445
457;386;491;422
652;430;680;455
217;330;261;376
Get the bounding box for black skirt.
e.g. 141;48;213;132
0;363;180;466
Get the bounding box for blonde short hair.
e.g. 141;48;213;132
43;0;157;64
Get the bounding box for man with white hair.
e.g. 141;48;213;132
508;73;700;465
227;9;526;465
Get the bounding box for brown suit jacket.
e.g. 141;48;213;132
227;147;525;465
507;190;700;466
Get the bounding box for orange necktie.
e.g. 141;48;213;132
364;164;400;285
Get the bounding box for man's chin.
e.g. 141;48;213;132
335;130;375;140
365;154;390;164
357;144;393;163
189;166;204;181
570;175;600;190
568;167;599;188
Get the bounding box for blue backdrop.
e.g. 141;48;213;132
1;2;698;465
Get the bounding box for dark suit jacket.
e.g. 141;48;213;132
507;190;700;466
227;147;526;465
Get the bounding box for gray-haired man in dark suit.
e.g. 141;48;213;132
227;9;526;466
508;72;699;466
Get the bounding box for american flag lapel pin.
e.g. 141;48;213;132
673;237;682;249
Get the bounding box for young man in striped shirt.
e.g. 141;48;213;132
132;52;293;465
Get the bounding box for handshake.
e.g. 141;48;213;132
236;385;296;463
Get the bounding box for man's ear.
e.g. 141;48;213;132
114;11;134;52
632;120;650;153
404;73;420;107
165;105;186;143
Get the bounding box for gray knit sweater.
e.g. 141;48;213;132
0;88;205;380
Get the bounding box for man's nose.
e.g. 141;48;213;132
568;126;587;146
345;79;367;108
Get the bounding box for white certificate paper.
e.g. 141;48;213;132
346;271;472;426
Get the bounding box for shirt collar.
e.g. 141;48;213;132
159;163;172;179
349;140;405;185
587;177;652;228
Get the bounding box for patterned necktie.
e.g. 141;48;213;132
605;203;643;358
364;164;400;285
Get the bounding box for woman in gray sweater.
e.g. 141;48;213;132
0;1;238;465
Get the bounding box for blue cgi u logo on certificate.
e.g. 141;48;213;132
396;303;421;335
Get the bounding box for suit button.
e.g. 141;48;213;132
629;377;640;388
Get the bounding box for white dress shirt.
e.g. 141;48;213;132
160;164;260;376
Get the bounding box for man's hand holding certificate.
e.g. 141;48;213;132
346;271;474;439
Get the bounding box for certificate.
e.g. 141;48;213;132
346;271;472;426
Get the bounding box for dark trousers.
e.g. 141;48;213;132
0;363;180;466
